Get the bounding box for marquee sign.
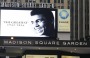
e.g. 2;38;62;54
0;8;90;47
0;39;89;47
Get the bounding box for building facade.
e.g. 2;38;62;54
0;0;70;9
70;0;90;41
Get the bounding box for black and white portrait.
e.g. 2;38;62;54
30;9;56;37
0;8;57;38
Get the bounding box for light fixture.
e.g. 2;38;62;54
11;37;14;39
21;48;22;49
74;49;76;50
57;48;59;49
38;48;40;49
71;51;72;53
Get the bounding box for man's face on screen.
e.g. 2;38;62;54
31;14;47;36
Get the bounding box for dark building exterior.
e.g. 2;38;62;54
70;0;89;41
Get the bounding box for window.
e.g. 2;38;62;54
44;0;46;3
40;0;43;3
61;0;64;3
15;0;17;2
58;0;60;3
18;0;21;2
29;0;32;2
36;4;39;8
61;6;64;9
4;0;7;2
11;0;13;2
33;0;36;3
54;0;57;3
11;0;17;2
68;6;70;9
25;0;28;2
48;0;50;3
58;6;60;8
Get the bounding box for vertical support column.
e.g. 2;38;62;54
83;0;85;40
73;0;76;40
75;0;78;40
85;0;89;41
78;0;80;40
78;0;84;41
89;0;90;37
70;0;73;40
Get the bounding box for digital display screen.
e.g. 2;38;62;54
61;55;80;58
26;55;57;58
0;8;57;39
58;9;70;32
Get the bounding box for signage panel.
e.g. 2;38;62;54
61;55;80;58
58;9;70;32
26;55;57;58
0;8;90;47
0;8;57;40
1;39;89;47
